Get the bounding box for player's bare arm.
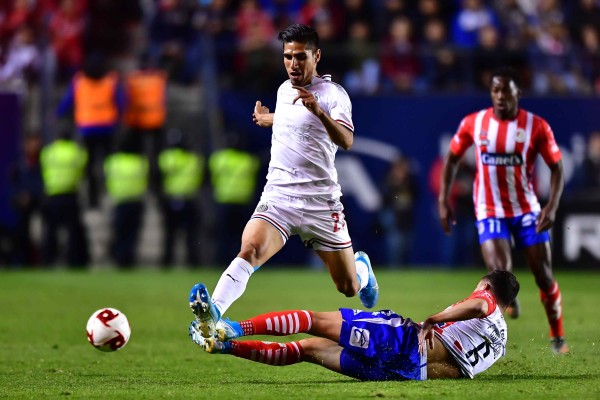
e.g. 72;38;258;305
536;160;564;233
292;85;353;150
438;151;462;233
253;100;273;127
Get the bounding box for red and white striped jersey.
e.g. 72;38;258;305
434;290;507;379
450;107;562;220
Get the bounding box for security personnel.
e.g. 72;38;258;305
104;134;149;268
39;131;89;267
158;130;204;267
124;66;168;192
56;54;125;208
209;140;260;264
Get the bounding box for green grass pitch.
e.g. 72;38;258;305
0;267;599;399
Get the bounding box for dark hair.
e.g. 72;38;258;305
490;66;522;88
278;24;319;51
483;270;520;307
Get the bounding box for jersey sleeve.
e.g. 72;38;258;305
467;290;497;316
533;117;562;165
449;115;475;157
326;85;354;132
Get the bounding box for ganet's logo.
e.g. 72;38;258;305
481;153;523;166
349;327;370;349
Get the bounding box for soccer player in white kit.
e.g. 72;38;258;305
189;270;520;381
189;24;379;338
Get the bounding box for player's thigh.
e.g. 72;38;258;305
239;218;285;266
316;248;359;291
478;218;513;270
310;311;343;342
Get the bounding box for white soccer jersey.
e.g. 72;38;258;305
434;290;508;379
263;75;354;199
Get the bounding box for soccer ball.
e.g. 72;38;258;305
86;308;131;352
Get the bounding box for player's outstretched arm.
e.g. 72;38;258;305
419;298;488;354
253;100;273;127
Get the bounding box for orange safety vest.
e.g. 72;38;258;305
73;72;119;126
124;70;167;129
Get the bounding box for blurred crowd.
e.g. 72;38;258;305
1;0;600;95
1;0;600;270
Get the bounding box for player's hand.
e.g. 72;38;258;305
292;86;322;116
419;320;435;355
536;207;556;233
253;101;272;127
438;200;456;234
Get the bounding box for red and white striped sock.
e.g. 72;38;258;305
230;340;304;366
239;310;313;336
540;281;564;338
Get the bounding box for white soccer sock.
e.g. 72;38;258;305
212;257;255;316
355;258;369;290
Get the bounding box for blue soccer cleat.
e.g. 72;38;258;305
216;318;244;342
189;283;221;338
356;251;379;309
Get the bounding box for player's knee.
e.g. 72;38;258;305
238;244;260;265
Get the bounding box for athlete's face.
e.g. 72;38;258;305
490;76;521;120
282;41;320;87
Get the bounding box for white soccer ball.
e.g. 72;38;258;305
86;308;131;352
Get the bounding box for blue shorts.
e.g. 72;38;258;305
476;212;550;249
338;308;427;381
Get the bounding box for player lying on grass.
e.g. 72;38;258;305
189;270;520;380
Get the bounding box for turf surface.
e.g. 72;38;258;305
0;268;598;399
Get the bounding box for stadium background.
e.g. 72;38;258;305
0;0;599;269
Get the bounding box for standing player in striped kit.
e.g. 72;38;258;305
189;24;379;339
438;66;568;354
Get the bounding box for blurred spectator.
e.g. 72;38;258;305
372;0;411;41
567;0;600;46
419;18;464;92
578;24;600;94
208;134;260;265
47;0;85;82
8;133;44;266
413;0;447;41
0;0;36;46
377;156;418;267
234;0;279;92
158;129;204;267
39;129;89;268
341;0;374;38
429;150;478;267
104;132;149;268
528;17;585;94
311;14;344;82
451;0;499;49
123;59;168;193
298;0;344;40
149;0;195;83
471;24;508;90
259;0;303;32
573;131;600;199
342;19;379;95
56;54;125;208
0;25;40;92
379;16;420;93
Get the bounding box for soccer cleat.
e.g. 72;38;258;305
204;337;231;354
356;251;379;309
550;337;570;354
506;297;521;319
189;283;221;338
216;318;244;342
189;320;206;348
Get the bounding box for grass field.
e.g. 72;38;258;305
1;267;599;399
